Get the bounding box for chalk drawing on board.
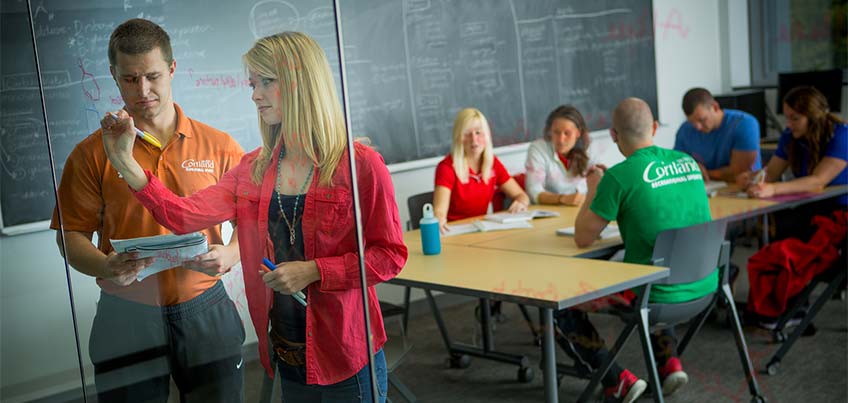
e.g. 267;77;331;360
249;0;300;39
0;130;27;182
302;6;335;38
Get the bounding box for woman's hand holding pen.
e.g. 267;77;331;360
101;110;149;190
262;260;321;296
747;182;776;198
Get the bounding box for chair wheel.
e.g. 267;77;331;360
771;331;786;343
766;361;780;376
750;395;767;403
444;354;471;369
518;366;534;383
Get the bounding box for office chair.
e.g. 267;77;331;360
573;220;765;403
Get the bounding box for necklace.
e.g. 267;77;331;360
275;146;313;245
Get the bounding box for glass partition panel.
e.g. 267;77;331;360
1;1;86;401
26;0;398;401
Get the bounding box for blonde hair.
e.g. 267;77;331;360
243;32;347;185
451;108;494;183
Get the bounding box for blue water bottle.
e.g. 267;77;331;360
419;203;441;255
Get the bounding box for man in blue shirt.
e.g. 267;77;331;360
674;88;762;182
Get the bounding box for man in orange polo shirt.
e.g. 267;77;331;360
51;19;245;402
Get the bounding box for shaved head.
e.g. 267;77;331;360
612;97;655;146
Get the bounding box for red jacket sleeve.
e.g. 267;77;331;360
132;165;241;234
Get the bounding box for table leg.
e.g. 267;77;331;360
541;308;558;403
761;213;769;246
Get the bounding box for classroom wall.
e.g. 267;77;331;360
0;0;764;400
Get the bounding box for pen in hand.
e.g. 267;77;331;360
107;112;162;148
752;169;766;185
262;257;308;306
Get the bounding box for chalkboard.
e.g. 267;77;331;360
0;0;656;233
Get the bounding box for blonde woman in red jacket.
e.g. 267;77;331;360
100;32;407;402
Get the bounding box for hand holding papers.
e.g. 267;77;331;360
556;224;620;239
111;232;208;281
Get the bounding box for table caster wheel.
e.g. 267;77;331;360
518;366;534;383
444;354;471;369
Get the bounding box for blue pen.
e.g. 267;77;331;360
262;258;308;306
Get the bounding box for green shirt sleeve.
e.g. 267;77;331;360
590;174;622;222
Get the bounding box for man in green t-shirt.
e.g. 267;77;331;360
558;98;714;402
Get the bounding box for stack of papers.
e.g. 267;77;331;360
444;220;534;237
111;232;209;281
484;210;560;223
555;225;620;239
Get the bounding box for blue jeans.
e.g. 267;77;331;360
278;349;387;403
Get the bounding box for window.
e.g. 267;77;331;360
749;0;847;86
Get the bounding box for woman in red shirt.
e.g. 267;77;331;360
100;32;406;402
433;107;530;233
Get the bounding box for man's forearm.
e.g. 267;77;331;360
60;231;107;278
709;166;735;183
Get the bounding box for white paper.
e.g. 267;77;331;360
556;225;620;239
705;181;728;195
474;220;534;232
111;232;209;281
530;210;560;219
442;223;480;237
484;210;560;223
442;219;534;236
484;211;535;223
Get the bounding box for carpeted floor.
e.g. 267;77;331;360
245;244;847;403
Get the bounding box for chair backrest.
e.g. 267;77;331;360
493;172;526;212
651;219;729;285
646;219;729;326
406;191;434;230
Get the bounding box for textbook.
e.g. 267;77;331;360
444;220;534;237
111;232;209;281
555;225;620;239
484;210;560;223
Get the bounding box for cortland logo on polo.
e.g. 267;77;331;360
181;159;215;173
642;157;703;189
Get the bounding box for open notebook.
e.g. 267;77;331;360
484;210;560;223
444;220;534;237
555;224;620;239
